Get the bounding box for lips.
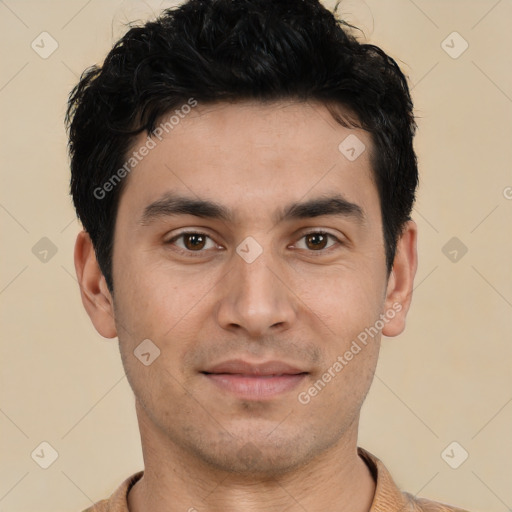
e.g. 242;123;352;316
201;359;308;399
203;359;306;376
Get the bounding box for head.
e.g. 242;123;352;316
68;0;418;476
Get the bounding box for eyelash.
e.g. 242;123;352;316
165;230;343;257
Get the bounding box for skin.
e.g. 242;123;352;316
75;100;417;512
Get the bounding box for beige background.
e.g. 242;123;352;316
1;0;511;510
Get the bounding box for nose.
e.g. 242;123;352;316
215;245;298;338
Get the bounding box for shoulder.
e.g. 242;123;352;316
81;499;109;512
79;471;144;512
403;492;472;512
357;447;472;512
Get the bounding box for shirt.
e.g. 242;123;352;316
81;447;470;511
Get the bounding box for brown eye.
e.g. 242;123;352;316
167;232;217;253
183;233;207;250
294;231;340;252
304;232;329;250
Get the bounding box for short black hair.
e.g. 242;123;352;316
66;0;418;292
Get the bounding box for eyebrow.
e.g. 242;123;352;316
139;192;365;226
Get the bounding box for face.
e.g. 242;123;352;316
76;100;417;476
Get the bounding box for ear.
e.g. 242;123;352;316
74;230;117;339
382;220;418;337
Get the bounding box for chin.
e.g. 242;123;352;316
201;447;308;477
183;427;334;478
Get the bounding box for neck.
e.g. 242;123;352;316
128;403;375;512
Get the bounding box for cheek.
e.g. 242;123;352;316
114;251;221;340
292;262;387;344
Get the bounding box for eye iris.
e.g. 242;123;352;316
306;233;328;250
184;234;206;250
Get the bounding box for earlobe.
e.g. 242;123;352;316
74;230;117;339
382;220;418;337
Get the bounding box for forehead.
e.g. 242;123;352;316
117;100;378;224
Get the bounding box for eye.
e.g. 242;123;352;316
165;230;342;256
294;231;340;251
166;231;218;253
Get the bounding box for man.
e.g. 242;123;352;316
66;0;470;510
